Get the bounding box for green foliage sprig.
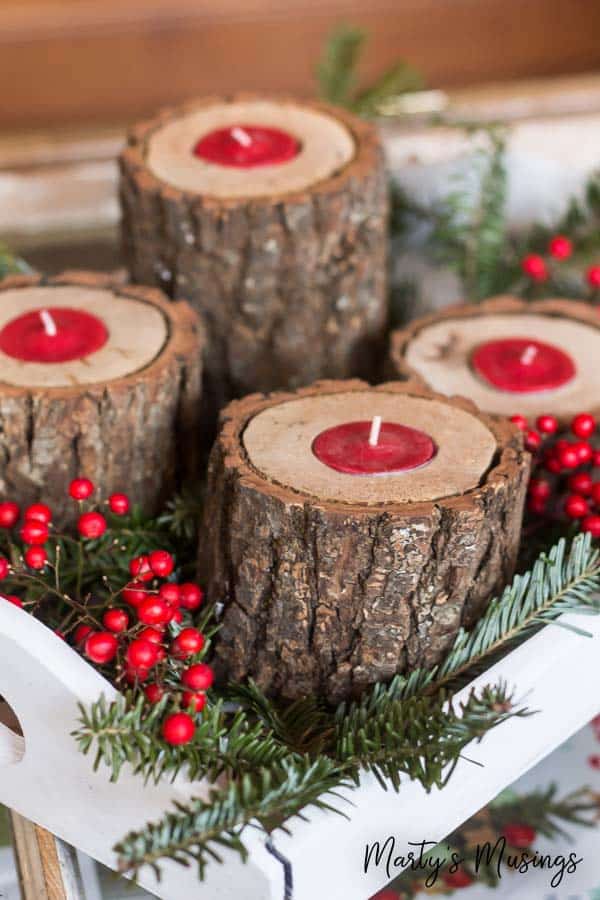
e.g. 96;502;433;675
317;25;423;116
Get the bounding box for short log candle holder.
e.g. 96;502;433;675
200;379;530;702
389;296;600;425
119;95;388;415
0;271;203;522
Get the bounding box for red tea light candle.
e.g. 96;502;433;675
0;307;108;364
392;300;600;422
193;124;300;168
312;415;437;475
471;337;576;393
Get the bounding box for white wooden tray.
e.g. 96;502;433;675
1;600;599;900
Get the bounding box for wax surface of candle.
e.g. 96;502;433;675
471;337;576;393
0;307;108;363
312;420;436;475
193;124;300;167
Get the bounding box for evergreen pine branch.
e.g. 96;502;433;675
352;62;424;116
427;534;600;693
333;681;523;791
316;25;365;107
491;784;598;840
114;757;352;879
73;694;293;785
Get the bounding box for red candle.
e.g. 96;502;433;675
193;124;300;168
471;337;576;393
312;417;436;475
0;307;108;363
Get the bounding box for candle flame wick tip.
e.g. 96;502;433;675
369;415;382;447
39;309;57;338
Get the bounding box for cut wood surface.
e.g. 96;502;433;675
0;270;204;523
120;95;388;416
201;379;530;702
389;295;600;424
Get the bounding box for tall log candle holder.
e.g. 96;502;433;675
119;95;388;416
389;296;600;425
200;379;530;702
0;271;203;523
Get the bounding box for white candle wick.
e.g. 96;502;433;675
368;415;382;447
231;126;252;148
520;344;538;366
39;309;57;337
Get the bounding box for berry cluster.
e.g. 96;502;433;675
521;234;600;295
511;411;600;536
0;478;212;746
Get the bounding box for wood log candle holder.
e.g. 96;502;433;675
389;296;600;425
200;379;530;702
119;95;388;417
0;271;203;523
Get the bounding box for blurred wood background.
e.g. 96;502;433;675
2;0;600;129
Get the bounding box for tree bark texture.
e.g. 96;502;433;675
200;379;530;703
0;271;204;524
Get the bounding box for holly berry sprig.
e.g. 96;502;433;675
521;233;600;301
510;411;600;537
0;478;213;747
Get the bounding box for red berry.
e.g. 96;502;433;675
23;503;52;524
594;450;600;467
78;511;107;539
2;595;22;608
527;496;547;515
171;628;205;659
20;519;49;545
69;477;94;500
548;235;572;260
137;596;171;626
528;478;551;500
535;414;558;435
569;472;593;495
122;581;149;607
587;265;600;289
442;868;473;888
103;608;129;633
125;665;150;684
582;515;600;538
126;638;159;669
574;440;593;464
179;583;204;610
85;631;118;664
571;413;596;439
162;711;195;745
591;483;600;505
0;557;9;580
182;663;214;692
108;493;130;515
502;823;537;848
149;549;174;578
0;501;19;528
144;683;164;704
73;624;93;645
24;546;47;569
557;445;579;469
565;494;589;519
544;455;563;474
172;609;183;624
182;691;207;713
509;414;528;431
525;430;542;452
129;554;153;582
521;254;548;282
158;583;180;607
588;754;600;769
138;627;164;644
